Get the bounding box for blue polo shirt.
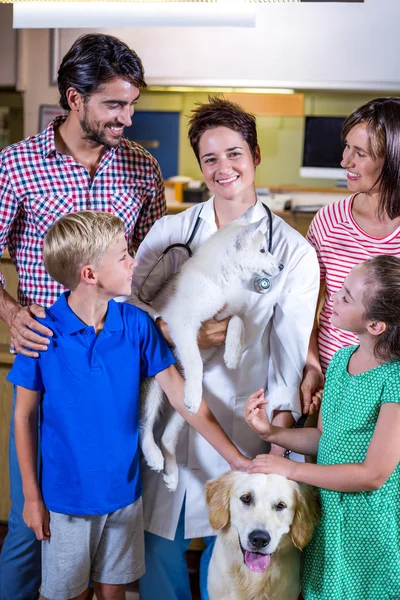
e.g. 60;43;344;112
7;293;175;516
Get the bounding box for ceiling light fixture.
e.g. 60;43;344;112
147;86;296;94
13;2;256;29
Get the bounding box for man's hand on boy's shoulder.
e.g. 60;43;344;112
23;498;50;541
10;304;53;357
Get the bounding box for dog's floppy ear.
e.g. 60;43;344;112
205;472;234;531
291;483;321;549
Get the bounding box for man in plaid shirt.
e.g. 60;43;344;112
0;33;166;600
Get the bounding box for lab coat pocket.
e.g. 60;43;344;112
232;396;269;460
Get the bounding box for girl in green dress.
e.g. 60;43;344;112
244;254;400;600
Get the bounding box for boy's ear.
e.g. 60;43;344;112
254;145;261;167
367;320;386;337
80;265;97;285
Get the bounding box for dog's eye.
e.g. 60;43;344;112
260;248;266;254
274;502;287;511
240;493;253;505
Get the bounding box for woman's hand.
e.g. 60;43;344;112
244;389;274;440
300;365;325;415
248;454;296;480
197;316;230;349
156;313;230;349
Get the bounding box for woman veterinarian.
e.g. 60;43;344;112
129;97;320;600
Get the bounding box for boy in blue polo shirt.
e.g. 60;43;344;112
8;211;248;600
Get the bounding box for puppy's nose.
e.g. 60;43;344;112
248;529;271;550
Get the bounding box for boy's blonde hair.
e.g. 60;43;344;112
43;211;126;290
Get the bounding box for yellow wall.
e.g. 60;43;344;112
137;89;381;188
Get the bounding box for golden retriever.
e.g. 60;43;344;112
205;472;320;600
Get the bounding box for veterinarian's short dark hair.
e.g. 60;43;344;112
188;96;258;164
58;33;147;110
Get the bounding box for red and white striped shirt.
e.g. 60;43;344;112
0;116;166;308
307;194;400;372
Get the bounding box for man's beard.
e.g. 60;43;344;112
80;105;122;148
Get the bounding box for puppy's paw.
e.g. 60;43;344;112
163;470;179;492
184;380;202;414
142;444;165;472
184;393;202;414
224;316;244;369
223;345;242;370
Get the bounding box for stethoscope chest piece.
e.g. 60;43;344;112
254;276;272;294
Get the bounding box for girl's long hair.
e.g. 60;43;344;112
363;255;400;360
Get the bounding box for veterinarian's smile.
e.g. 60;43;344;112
216;174;240;186
238;535;271;573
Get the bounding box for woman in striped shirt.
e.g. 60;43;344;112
302;97;400;408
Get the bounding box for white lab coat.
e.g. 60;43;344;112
130;197;320;540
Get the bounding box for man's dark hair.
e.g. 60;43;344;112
58;33;147;110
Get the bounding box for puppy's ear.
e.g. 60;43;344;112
205;472;234;531
251;230;265;248
235;218;267;250
291;484;321;549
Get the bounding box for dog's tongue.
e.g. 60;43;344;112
244;551;271;573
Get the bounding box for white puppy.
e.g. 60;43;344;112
206;472;320;600
139;216;283;491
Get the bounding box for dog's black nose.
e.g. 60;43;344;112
248;529;271;550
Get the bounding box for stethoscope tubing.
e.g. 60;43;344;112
138;202;274;302
185;203;273;255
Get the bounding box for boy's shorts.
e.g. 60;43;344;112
41;498;144;600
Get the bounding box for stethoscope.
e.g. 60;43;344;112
182;203;274;295
137;203;275;304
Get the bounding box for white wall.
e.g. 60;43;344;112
58;0;400;91
0;4;17;86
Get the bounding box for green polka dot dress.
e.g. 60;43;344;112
302;345;400;600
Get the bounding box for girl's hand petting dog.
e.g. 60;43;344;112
230;454;252;472
244;389;274;440
248;454;296;480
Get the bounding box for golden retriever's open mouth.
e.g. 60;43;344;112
238;536;271;573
